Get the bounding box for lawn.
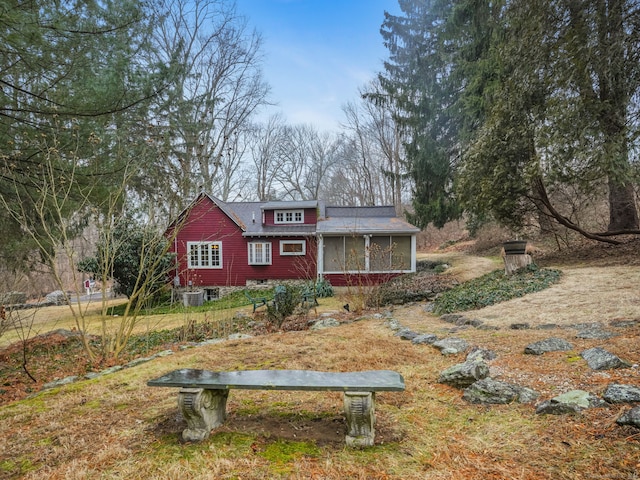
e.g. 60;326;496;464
1;249;639;479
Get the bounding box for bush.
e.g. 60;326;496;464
266;285;302;328
314;279;333;298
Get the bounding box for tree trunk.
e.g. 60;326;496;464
608;179;638;231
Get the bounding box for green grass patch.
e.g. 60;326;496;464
433;264;562;314
107;288;277;317
258;439;321;473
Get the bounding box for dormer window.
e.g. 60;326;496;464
274;209;304;224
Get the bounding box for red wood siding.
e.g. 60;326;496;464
168;197;317;287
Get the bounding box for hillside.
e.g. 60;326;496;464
0;241;639;479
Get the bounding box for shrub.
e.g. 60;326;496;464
266;285;302;329
314;279;333;298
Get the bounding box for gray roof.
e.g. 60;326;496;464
318;206;420;235
317;216;420;235
226;201;316;237
260;200;318;210
190;194;417;237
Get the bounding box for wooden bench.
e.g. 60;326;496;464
148;369;405;447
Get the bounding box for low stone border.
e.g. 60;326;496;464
38;333;254;393
384;314;640;428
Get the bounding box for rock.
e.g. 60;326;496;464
43;376;79;390
610;319;640;328
432;338;469;355
462;378;539;404
40;329;83;340
411;333;438;345
99;365;123;376
617;406;640;427
228;333;253;340
466;347;497;362
423;303;435;313
477;324;500;331
581;347;631;370
524;337;573;355
125;357;153;368
395;328;419;340
575;328;616;340
310;318;340;330
0;291;27;304
535;390;606;415
572;322;604;330
536;324;560;330
438;360;490;388
154;350;174;358
440;313;464;324
439;315;483;327
45;290;68;306
603;384;640;403
385;319;402;331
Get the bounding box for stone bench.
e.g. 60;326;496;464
148;369;405;447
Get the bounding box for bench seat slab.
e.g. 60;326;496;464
148;369;405;392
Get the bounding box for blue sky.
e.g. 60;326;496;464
236;0;400;132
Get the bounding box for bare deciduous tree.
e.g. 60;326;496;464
276;124;338;201
146;0;270;213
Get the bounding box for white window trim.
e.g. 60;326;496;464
280;240;306;256
187;241;222;269
248;241;272;265
274;209;304;224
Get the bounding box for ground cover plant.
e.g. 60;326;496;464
0;242;639;479
432;264;562;315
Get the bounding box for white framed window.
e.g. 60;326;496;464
248;242;271;265
274;209;304;224
280;240;306;256
187;241;222;269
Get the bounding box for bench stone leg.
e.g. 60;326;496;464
178;388;229;442
343;391;375;447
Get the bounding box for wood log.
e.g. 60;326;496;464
503;254;532;275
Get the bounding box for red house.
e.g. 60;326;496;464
167;192;420;298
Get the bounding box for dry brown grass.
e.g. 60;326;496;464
1;251;639;479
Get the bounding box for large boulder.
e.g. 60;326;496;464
462;378;539;404
581;347;631;370
524;337;573;355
